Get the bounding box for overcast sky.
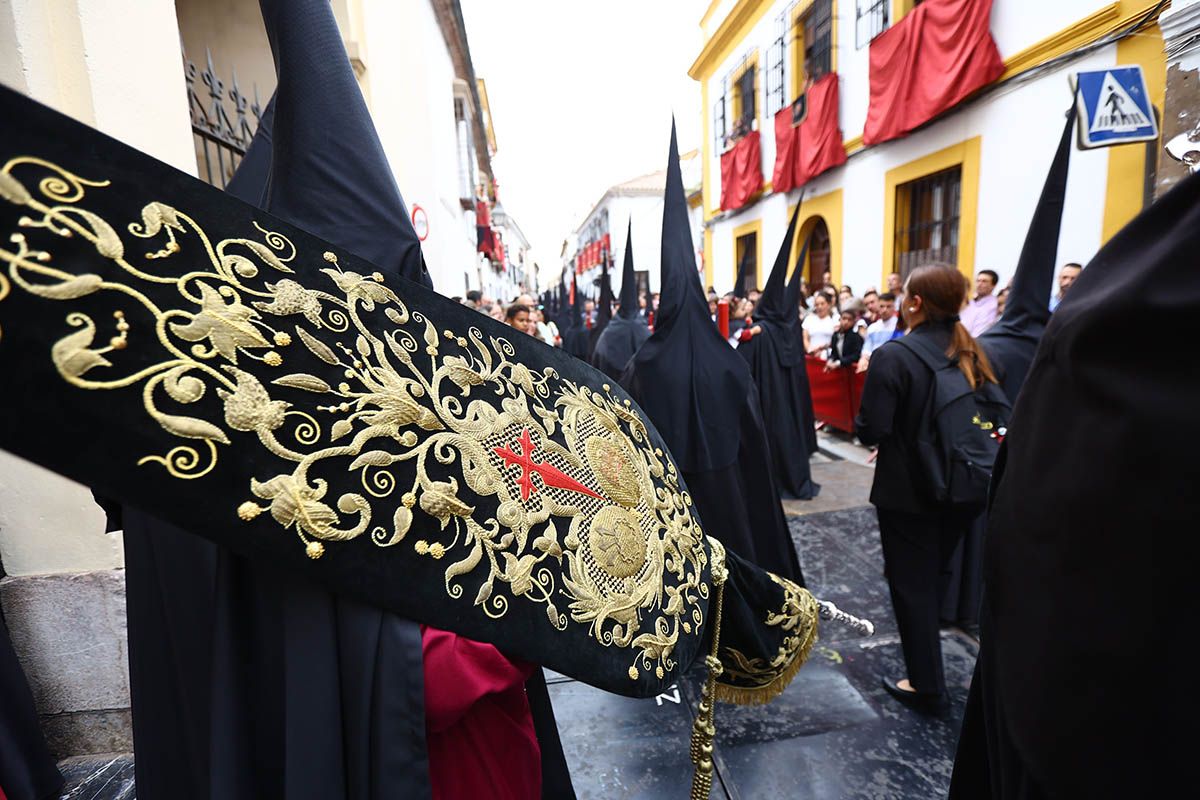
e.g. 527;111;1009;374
459;0;708;281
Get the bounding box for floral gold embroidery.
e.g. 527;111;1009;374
0;155;711;683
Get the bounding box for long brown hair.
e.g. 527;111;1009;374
905;264;997;389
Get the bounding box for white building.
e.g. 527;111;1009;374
0;0;519;760
691;0;1168;296
562;150;704;302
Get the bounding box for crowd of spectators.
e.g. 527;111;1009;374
717;260;1083;375
451;289;659;350
451;259;1083;368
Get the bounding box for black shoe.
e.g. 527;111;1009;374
881;677;950;716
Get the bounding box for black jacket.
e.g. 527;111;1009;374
854;321;955;513
828;329;862;366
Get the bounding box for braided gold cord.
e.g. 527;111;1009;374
690;539;727;800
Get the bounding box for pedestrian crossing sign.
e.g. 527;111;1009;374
1073;66;1158;149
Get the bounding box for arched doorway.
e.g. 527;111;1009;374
795;216;831;289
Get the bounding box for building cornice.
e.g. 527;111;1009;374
689;0;775;80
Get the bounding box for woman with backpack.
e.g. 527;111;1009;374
855;264;1008;716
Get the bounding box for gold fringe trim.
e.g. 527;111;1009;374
713;582;821;706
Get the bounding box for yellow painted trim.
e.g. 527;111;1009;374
1102;18;1165;241
891;0;917;24
790;3;805;101
832;0;839;75
701;0;725;30
476;78;497;154
843;134;864;156
689;0;775;80
881;137;981;287
701;80;715;225
788;188;844;288
1001;3;1122;79
704;226;714;290
732;217;764;289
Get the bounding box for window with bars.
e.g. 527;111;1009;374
798;0;833;85
731;57;757;139
894;166;962;278
855;0;890;48
766;18;787;115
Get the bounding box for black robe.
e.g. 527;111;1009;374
621;123;802;586
737;205;819;499
736;318;820;498
117;3;570;798
949;138;1195;799
0;609;62;800
592;224;650;380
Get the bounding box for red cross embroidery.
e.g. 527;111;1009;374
495;428;603;502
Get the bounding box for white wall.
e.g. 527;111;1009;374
710;43;1117;298
0;0;197;575
359;0;480;297
703;0;1122;298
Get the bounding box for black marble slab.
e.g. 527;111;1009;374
790;507;898;641
548;668;728;800
58;754;135;800
704;633;977;800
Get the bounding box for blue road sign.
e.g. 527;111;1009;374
1074;66;1158;149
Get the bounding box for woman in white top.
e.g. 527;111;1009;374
802;292;837;356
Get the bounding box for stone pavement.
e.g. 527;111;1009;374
58;456;978;800
548;456;978;800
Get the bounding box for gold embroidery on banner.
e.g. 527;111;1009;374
0;155;710;682
716;573;820;705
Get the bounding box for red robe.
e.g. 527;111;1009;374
422;627;542;800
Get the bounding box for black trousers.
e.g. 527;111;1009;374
876;506;972;697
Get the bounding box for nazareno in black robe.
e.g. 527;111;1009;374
111;2;572;798
939;114;1074;630
737;202;820;500
0;606;63;800
621;123;803;586
591;221;650;380
560;276;591;360
949;121;1192;798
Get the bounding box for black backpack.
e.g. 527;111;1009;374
896;334;1011;508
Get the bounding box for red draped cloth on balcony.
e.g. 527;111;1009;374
773;73;848;193
863;0;1004;146
719;129;763;210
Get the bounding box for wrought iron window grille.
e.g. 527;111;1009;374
894;166;962;278
183;45;262;190
855;0;890;49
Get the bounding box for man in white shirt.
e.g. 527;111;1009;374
862;292;898;357
960;269;999;337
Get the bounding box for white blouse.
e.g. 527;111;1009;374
802;313;837;353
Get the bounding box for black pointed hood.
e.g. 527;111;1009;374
979;112;1072;402
224;95;276;205
620;122;751;473
591;221;651;379
596;248;614;329
733;247;755;299
753;200;803;325
618;221;640;319
784;233;811;320
561;275;591;358
258;0;431;289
